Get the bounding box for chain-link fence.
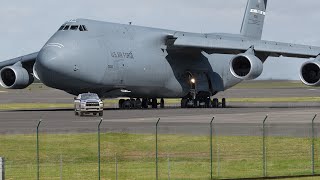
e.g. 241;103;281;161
1;114;320;179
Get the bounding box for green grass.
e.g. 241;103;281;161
1;133;319;179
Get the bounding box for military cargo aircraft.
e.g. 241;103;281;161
1;0;320;109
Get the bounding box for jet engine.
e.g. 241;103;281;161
230;53;263;80
0;65;34;89
300;60;320;86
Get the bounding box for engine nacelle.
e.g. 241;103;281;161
0;65;34;89
230;54;263;80
300;60;320;86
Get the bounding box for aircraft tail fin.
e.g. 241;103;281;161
240;0;267;40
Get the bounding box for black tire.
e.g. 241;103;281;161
222;98;226;108
212;98;219;108
160;98;165;108
119;99;125;109
142;98;148;109
181;98;188;108
74;111;78;116
205;98;211;108
80;112;84;116
99;111;103;116
135;98;142;109
152;98;157;109
122;100;131;109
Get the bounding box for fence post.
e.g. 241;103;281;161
115;153;118;180
262;115;268;177
210;117;215;180
36;120;42;180
156;118;160;180
312;114;317;175
98;118;103;180
0;157;4;180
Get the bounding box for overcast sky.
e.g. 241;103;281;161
1;0;320;80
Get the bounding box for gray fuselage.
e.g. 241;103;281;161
35;19;242;98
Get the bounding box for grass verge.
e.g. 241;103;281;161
0;133;319;179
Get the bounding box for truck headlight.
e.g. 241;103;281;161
99;102;104;106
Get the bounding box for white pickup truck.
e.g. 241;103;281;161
74;93;104;116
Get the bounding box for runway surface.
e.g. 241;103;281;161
0;107;319;137
0;81;320;136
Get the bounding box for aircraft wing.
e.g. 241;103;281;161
167;35;320;59
0;52;38;70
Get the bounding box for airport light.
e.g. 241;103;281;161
190;78;196;84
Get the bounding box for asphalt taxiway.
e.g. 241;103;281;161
0;82;320;136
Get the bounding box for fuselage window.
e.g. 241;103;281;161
58;26;64;31
70;25;79;31
63;25;70;30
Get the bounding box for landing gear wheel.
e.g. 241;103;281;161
205;98;211;108
152;98;158;109
93;113;97;116
130;99;136;109
99;111;103;116
160;98;165;108
135;98;142;109
212;98;219;108
221;98;226;108
122;100;131;109
142;98;148;109
181;98;188;108
119;99;125;109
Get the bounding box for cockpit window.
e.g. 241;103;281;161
70;25;79;31
79;25;88;31
58;24;87;31
63;25;70;30
83;25;88;31
58;26;64;31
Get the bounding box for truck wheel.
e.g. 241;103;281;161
80;112;84;117
99;111;103;116
75;111;78;116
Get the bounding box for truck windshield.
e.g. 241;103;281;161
81;94;99;100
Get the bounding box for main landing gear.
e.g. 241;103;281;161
118;98;165;109
181;97;227;108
